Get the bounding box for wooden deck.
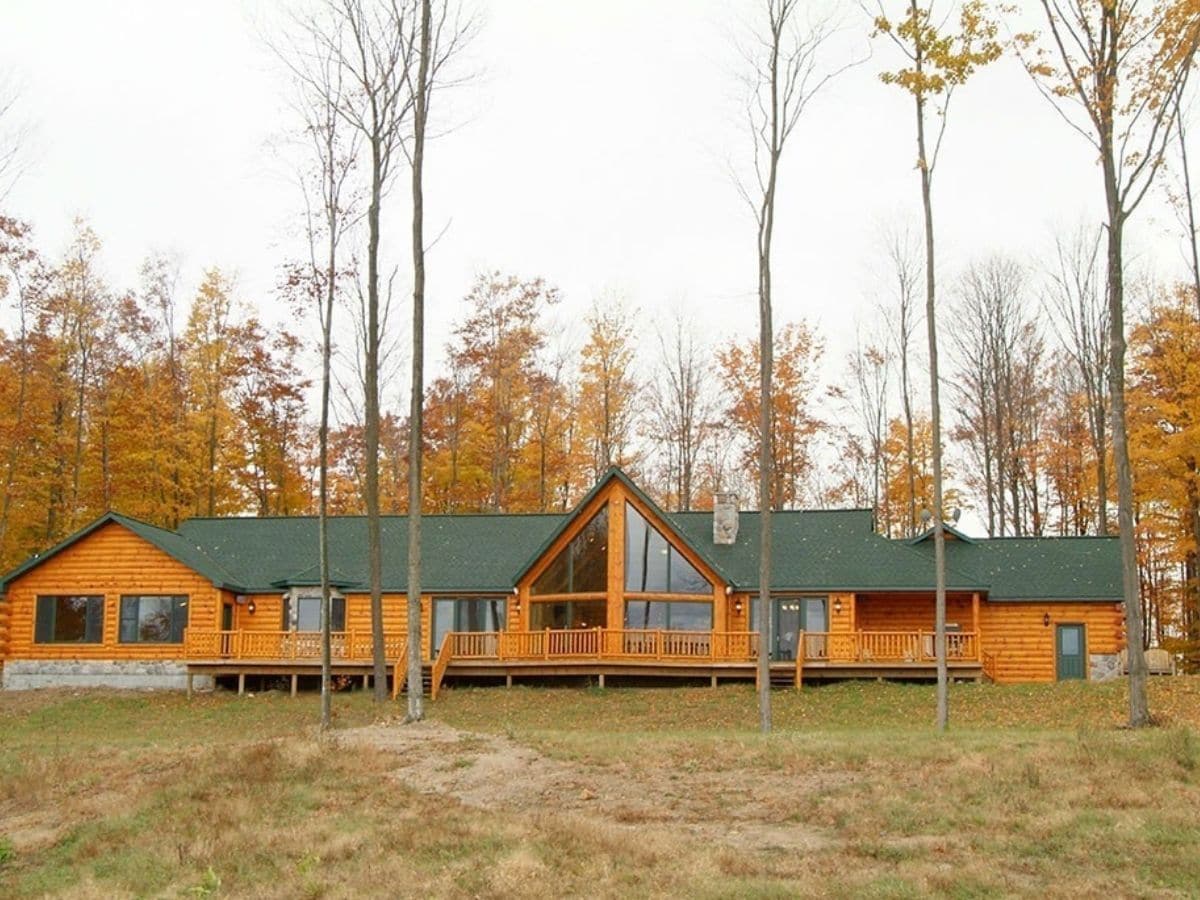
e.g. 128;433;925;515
182;627;983;695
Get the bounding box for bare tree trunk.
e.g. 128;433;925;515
1179;112;1200;317
406;0;432;722
909;8;948;732
365;137;386;701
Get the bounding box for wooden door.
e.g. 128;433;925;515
1056;624;1086;681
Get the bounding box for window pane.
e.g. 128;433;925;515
571;508;608;592
568;601;606;629
36;595;103;643
295;596;345;632
804;598;827;633
668;549;710;594
137;596;174;642
1061;627;1081;655
297;598;322;632
625;503;710;594
532;546;569;595
624;600;667;629
530;602;567;630
432;599;455;655
668;602;712;631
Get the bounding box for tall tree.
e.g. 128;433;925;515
873;0;1002;731
297;0;414;701
280;7;362;728
1023;0;1200;727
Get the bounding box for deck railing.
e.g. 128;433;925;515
800;630;979;663
186;627;978;667
184;629;406;662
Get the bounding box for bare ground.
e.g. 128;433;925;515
341;719;841;855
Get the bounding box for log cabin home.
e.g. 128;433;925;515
0;468;1125;695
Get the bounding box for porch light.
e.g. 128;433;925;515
1042;612;1050;627
834;598;843;615
734;598;743;615
248;599;257;615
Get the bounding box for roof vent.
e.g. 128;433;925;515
713;493;739;545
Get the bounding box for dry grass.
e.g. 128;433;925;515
0;680;1197;898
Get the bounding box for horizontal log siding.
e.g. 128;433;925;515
4;522;220;661
854;595;975;632
979;601;1124;684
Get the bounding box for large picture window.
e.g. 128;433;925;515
119;595;188;644
532;506;608;595
431;597;506;655
35;595;104;644
624;502;711;594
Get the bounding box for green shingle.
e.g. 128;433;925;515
0;470;1122;604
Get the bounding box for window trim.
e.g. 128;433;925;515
118;594;189;645
34;595;105;644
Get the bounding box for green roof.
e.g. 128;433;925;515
668;510;987;593
0;471;1122;602
907;535;1123;601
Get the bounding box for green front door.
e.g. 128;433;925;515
1056;624;1086;681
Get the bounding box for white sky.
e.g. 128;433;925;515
1;0;1194;525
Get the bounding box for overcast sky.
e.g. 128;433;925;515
1;1;1193;468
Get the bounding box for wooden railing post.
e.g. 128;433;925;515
795;630;805;689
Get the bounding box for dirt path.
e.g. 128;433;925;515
340;720;836;854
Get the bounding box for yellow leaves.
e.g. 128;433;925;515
873;1;1003;98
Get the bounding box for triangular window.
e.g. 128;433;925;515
532;506;609;595
624;502;711;594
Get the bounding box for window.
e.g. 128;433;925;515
282;595;346;632
529;600;606;631
624;600;712;631
119;595;188;643
532;506;608;595
431;598;506;655
624;503;711;594
35;595;104;644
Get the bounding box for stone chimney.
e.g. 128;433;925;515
713;493;739;545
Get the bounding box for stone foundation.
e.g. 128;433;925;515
1089;653;1121;682
0;660;212;692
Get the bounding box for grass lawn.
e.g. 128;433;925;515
0;678;1197;898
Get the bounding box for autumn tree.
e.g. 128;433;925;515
828;332;890;515
872;0;1002;731
719;321;825;511
1022;0;1200;726
446;273;558;511
577;301;641;481
1128;286;1200;669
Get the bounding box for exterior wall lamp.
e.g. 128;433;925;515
248;599;257;615
734;597;743;615
1042;612;1051;627
834;598;843;615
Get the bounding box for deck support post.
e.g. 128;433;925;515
186;673;194;699
237;672;245;696
710;673;717;688
598;673;605;689
290;674;298;698
505;673;513;688
363;674;369;691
